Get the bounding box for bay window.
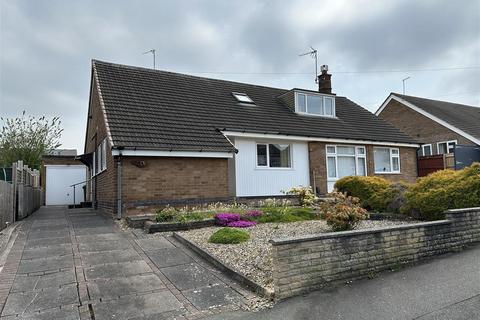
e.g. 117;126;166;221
374;147;400;173
256;143;291;168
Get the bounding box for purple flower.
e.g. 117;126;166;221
245;210;263;217
227;220;257;228
215;213;241;226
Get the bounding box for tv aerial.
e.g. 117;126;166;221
143;49;156;69
299;46;318;83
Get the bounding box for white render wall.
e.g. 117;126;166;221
233;137;310;197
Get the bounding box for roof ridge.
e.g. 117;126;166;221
391;92;479;109
92;59;293;93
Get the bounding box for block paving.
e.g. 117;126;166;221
0;206;248;319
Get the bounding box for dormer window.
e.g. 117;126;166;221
295;91;335;117
232;92;254;104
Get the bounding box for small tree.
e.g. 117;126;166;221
0;111;63;169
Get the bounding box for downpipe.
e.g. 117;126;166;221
116;147;124;219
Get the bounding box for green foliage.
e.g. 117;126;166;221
208;227;250;244
403;163;480;220
0;111;63;169
284;186;317;206
321;192;369;231
334;176;396;212
256;206;315;223
155;206;213;223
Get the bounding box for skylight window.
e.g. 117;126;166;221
232;92;254;104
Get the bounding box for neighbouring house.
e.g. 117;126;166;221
377;93;480;155
376;93;480;174
81;60;419;216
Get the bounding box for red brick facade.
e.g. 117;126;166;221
309;142;417;194
379;99;476;154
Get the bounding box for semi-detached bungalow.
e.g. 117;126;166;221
80;60;420;216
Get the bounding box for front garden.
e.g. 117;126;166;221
153;163;480;295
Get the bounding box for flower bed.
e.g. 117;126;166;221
178;219;416;292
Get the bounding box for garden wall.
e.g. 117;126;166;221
271;207;480;300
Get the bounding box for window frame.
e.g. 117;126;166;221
232;92;254;104
255;142;293;169
325;145;367;180
93;139;108;176
421;144;432;156
436;140;457;155
374;147;401;174
295;91;335;118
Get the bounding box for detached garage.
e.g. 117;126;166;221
41;153;87;206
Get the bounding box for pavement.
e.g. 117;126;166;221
204;245;480;320
0;206;248;320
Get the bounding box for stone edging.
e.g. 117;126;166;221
173;232;274;299
446;207;480;213
145;219;216;233
270;220;452;245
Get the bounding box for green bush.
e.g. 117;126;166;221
334;176;395;212
208;227;250;244
155;206;178;222
320;192;369;231
403;163;480;220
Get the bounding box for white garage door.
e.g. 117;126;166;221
45;165;86;205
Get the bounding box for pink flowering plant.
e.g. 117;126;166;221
214;213;241;226
226;220;257;228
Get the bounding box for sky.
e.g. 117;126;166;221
1;0;479;153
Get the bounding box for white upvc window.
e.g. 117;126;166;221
256;143;292;168
93;139;108;176
421;144;432;156
295;92;335;117
374;147;400;173
437;140;457;154
326;145;366;179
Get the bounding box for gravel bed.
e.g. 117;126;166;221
179;219;418;291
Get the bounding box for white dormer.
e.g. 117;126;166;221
294;90;335;117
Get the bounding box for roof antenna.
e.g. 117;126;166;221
402;76;411;94
299;46;318;83
143;49;156;69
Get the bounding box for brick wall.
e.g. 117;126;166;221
309;142;418;194
379;99;476;153
271;207;480;299
85;76;117;213
121;156;230;215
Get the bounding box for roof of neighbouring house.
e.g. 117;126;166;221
388;93;480;141
91;60;419;152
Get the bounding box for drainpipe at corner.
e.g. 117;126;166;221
116;147;124;219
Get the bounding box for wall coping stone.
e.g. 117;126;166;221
445;207;480;214
270;220;451;245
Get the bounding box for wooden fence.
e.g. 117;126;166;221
417;154;455;177
0;161;43;231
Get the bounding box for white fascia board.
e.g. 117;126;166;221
222;131;420;148
111;149;233;158
377;95;480;145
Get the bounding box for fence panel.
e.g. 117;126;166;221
0;181;14;231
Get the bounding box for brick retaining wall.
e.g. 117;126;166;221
271;207;480;299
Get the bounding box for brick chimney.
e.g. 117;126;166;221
317;65;332;94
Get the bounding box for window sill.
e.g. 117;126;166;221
255;167;294;171
93;168;107;177
375;172;401;175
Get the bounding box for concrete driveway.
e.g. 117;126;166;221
204;245;480;320
0;206;246;320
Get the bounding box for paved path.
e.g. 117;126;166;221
0;206;247;320
205;245;480;320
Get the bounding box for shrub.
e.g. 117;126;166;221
334;176;394;211
214;213;241;226
284;186;317;206
208;228;250;244
403;163;480;220
321;191;368;231
155;206;178;222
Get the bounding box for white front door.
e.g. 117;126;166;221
45;165;86;205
